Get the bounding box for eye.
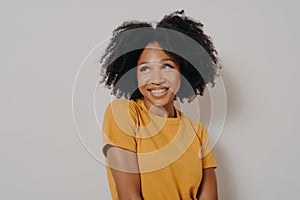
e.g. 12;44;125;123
139;66;150;72
161;64;175;70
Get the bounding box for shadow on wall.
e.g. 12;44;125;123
213;67;239;200
221;67;241;123
214;144;237;200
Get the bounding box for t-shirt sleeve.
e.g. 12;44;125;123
102;99;138;156
197;124;218;169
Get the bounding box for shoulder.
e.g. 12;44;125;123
181;114;208;139
181;113;204;130
104;98;141;122
105;98;135;112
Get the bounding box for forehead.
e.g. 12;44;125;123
137;42;175;64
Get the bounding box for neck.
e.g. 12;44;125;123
144;100;176;118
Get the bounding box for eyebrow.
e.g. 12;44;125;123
138;58;176;65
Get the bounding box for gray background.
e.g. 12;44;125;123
1;0;299;199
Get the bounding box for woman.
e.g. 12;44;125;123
100;10;221;200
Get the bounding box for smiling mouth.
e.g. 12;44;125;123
147;88;169;97
149;88;168;94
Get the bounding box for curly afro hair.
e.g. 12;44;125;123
100;10;221;102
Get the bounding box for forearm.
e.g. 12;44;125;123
197;168;218;200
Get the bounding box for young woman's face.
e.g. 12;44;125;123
137;42;181;110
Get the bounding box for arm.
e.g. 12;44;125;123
197;168;218;200
106;146;143;200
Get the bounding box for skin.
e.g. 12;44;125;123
107;146;142;200
107;42;218;200
136;42;181;118
197;168;218;200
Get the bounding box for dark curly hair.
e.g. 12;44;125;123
100;10;221;102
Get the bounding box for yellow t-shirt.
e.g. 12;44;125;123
102;98;217;200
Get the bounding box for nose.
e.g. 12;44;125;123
150;69;164;84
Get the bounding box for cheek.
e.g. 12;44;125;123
137;72;147;87
171;72;181;90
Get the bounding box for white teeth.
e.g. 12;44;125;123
150;89;167;94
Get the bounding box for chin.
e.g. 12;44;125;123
147;97;174;108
